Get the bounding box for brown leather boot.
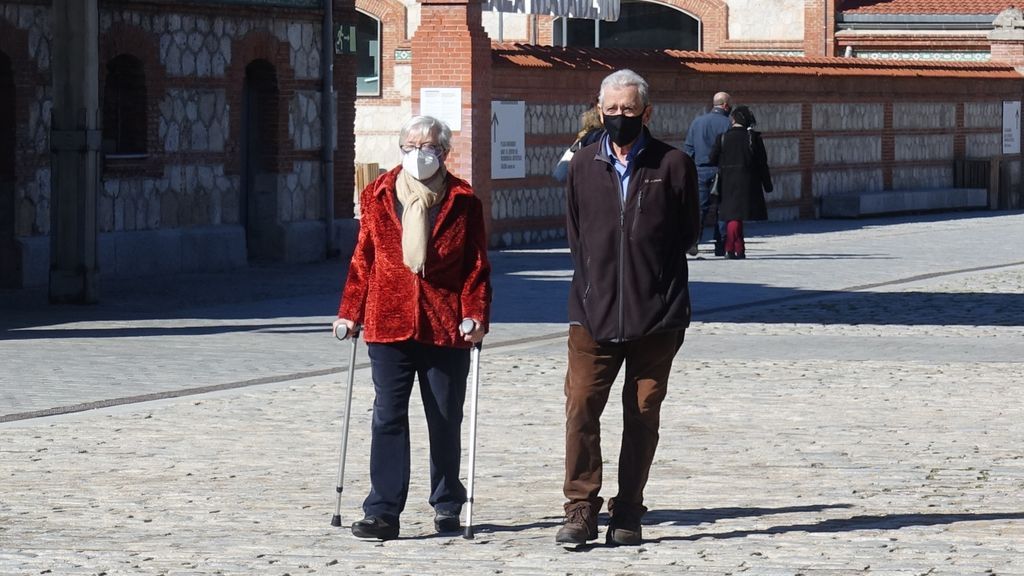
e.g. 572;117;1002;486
554;501;599;545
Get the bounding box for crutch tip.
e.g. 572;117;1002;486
462;528;474;540
330;514;342;527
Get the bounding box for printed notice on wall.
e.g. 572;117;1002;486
421;88;462;131
1003;100;1020;155
491;101;526;179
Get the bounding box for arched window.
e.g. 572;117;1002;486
553;0;699;50
356;10;381;96
102;54;147;156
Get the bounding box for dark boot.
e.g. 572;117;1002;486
433;508;461;533
607;503;645;546
555;501;599;545
351;515;400;541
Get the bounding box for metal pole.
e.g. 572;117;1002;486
460;318;482;539
330;325;359;527
322;0;336;256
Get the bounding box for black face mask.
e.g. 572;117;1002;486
603;110;645;147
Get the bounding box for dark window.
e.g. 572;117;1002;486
102;54;147;156
0;51;14;181
356;11;381;96
553;1;699;50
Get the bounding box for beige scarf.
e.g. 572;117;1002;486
395;165;447;274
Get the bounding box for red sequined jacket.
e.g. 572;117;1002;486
337;166;492;348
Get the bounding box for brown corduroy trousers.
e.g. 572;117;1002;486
563;324;686;517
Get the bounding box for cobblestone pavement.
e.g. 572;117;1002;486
2;212;1024;575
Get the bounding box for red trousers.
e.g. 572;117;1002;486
725;220;745;255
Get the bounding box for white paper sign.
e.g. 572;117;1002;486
420;88;462;131
491;101;526;179
1003;101;1021;155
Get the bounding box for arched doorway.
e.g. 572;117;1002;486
0;50;18;288
553;0;700;50
241;59;280;261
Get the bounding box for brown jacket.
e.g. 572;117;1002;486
566;130;700;343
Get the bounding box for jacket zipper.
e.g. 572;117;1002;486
632;183;645;236
617;171;626;343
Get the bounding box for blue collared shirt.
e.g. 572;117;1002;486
605;131;648;203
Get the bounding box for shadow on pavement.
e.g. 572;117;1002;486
649;510;1024;541
696;287;1024;327
3;210;1023;335
644;504;853;527
0;321;326;340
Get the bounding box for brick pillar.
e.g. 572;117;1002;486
411;0;493;232
804;0;835;58
799;102;815;217
989;15;1024;70
333;0;357;220
50;0;100;303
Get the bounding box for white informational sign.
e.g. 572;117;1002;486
421;88;462;131
1003;100;1021;155
491;101;526;179
483;0;619;21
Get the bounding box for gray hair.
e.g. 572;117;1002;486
598;69;650;109
399;115;452;152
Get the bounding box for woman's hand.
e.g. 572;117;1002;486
460;318;485;344
332;318;356;340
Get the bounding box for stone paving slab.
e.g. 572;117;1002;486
2;337;1023;574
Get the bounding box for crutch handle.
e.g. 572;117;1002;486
459;318;476;335
334;323;361;341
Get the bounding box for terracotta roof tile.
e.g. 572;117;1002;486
491;44;1019;79
841;0;1008;15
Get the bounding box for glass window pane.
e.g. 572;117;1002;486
356;11;380;97
600;2;697;49
552;1;699;50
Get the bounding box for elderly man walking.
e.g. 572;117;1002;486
684;91;732;256
557;69;700;547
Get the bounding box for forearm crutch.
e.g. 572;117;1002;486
330;324;360;527
461;318;483;539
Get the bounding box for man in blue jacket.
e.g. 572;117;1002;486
684;92;732;256
557;69;700;547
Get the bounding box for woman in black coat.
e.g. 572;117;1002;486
708;106;773;259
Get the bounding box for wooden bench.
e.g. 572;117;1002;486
820;187;988;218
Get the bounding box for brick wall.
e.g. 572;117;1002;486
485;45;1023;246
0;0;358;285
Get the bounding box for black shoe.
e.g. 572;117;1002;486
351;515;399;541
606;521;643;546
433;509;461;533
726;252;745;260
714;243;726;257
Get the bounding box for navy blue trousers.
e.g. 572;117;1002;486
698;173;725;246
362;340;470;520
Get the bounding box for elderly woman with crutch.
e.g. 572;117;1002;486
332;115;492;541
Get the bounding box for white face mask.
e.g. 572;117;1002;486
402;149;441;180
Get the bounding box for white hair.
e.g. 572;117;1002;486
598;69;650;109
399;115;452;152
